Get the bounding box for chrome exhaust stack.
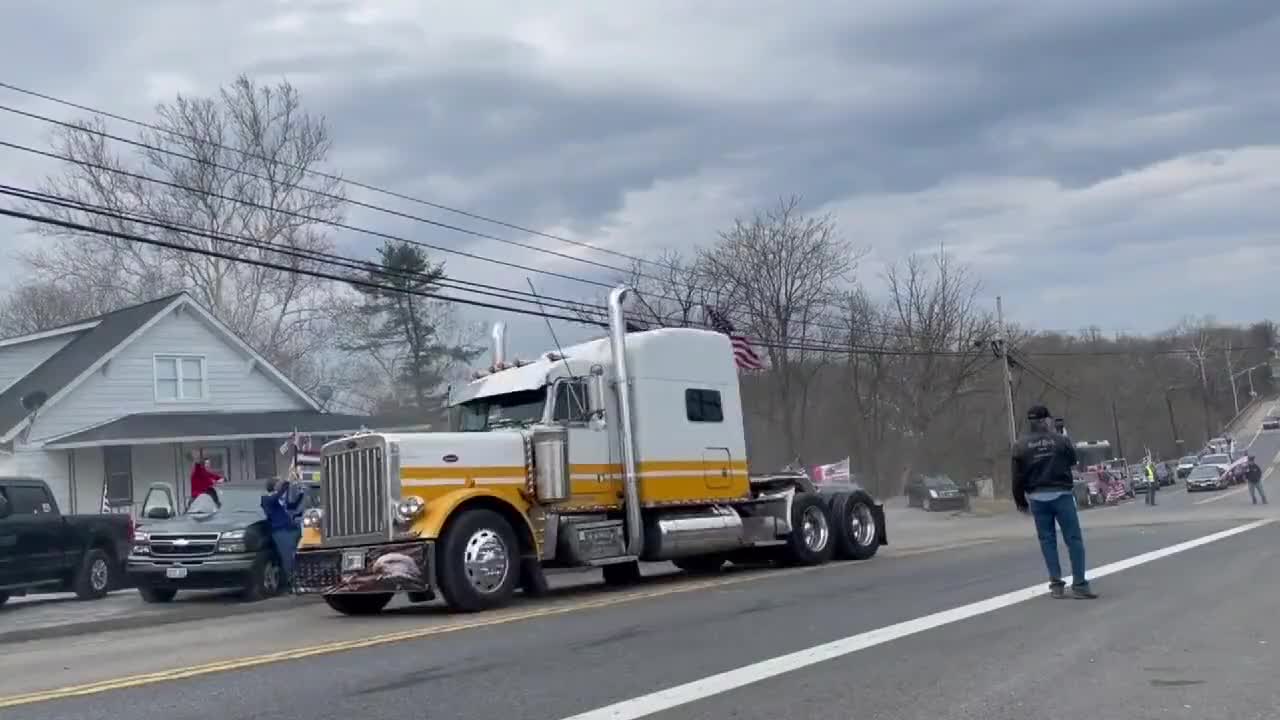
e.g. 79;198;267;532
490;321;507;368
607;286;644;557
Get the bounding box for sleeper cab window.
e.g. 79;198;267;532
684;389;723;423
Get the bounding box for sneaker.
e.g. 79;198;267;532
1071;585;1098;599
1050;583;1066;599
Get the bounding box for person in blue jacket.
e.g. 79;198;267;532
262;477;305;591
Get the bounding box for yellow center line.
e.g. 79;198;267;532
0;563;835;709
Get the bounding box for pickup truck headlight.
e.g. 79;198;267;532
132;530;151;555
218;529;247;554
395;496;426;525
928;489;939;499
302;508;324;529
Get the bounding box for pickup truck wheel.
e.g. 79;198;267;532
784;493;835;566
138;585;178;603
73;548;113;600
828;491;881;561
437;509;521;612
241;551;282;602
324;593;393;616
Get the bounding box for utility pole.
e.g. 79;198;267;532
1198;357;1213;441
1225;342;1240;416
1164;387;1182;455
996;296;1017;448
1111;399;1124;460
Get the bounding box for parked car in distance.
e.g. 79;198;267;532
1263;414;1280;431
1200;453;1234;473
906;475;970;512
1186;464;1229;492
0;477;133;606
1175;455;1198;480
128;480;318;603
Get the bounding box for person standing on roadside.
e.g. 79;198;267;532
1013;406;1098;599
1144;459;1158;506
261;477;305;591
1245;454;1267;505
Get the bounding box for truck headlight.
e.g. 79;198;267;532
928;489;939;499
395;496;425;525
218;529;247;554
302;508;324;529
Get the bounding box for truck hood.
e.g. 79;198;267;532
139;513;263;534
391;429;529;477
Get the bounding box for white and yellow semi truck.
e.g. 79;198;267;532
294;286;888;615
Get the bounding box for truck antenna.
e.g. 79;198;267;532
526;278;577;381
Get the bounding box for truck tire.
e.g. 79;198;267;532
673;556;725;574
73;548;114;600
324;593;393;615
602;559;643;586
241;551;282;602
827;491;881;561
437;509;521;612
138;585;178;603
783;493;835;566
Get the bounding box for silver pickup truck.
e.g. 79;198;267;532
128;480;317;603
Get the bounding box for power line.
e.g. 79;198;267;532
0;80;675;273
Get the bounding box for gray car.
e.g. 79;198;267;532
128;481;316;603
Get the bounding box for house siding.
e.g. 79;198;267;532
0;334;81;395
28;307;310;442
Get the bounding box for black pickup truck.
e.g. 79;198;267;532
0;477;133;606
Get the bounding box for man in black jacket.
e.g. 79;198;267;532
1013;405;1097;599
1245;454;1267;505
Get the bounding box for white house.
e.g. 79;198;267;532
0;292;433;515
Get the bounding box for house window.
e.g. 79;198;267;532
155;355;206;401
685;389;724;423
253;438;279;480
103;445;133;506
552;379;590;423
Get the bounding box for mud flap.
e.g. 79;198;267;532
873;504;888;546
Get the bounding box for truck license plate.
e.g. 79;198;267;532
165;567;188;579
342;551;365;572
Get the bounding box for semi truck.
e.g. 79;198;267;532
293;286;889;615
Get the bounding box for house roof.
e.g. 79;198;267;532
42;410;436;449
0;291;325;443
0;293;185;442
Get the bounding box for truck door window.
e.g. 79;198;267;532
7;485;54;515
553;379;590;423
685;389;724;423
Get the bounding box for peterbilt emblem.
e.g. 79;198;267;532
442;454;459;463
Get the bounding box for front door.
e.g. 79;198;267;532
552;378;616;508
702;448;733;490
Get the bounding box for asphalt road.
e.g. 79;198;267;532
4;515;1277;720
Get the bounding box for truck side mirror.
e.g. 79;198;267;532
587;366;607;424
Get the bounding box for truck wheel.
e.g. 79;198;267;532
673;556;725;574
138;585;178;603
602;559;643;586
784;493;835;566
324;593;393;615
73;548;114;600
437;509;521;612
828;492;881;561
241;551;282;602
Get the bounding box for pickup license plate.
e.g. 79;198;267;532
342;550;365;572
165;567;188;579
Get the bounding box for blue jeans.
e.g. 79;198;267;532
1029;494;1089;589
271;527;301;589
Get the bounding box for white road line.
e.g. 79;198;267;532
1194;486;1248;505
558;519;1273;720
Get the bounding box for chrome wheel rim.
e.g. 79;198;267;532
851;503;876;546
801;506;830;552
464;528;510;594
90;558;109;591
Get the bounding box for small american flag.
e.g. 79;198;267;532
99;480;111;513
704;306;764;371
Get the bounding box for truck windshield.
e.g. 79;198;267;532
455;389;547;431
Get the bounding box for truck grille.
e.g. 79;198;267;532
322;444;389;542
149;533;220;557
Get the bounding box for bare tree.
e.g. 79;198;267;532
883;248;998;490
0;281;105;337
19;75;346;390
700;196;864;461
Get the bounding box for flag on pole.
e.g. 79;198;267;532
279;429;299;456
704;306;764;370
100;480;111;513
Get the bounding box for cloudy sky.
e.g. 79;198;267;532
1;0;1278;355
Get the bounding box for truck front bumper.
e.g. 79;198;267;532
127;555;256;589
294;541;435;596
